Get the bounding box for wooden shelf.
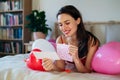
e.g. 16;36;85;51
0;0;32;55
0;52;16;55
0;9;23;13
0;39;22;41
0;25;23;27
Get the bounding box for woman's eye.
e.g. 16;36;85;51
66;22;70;25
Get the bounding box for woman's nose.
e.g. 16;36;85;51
61;25;67;30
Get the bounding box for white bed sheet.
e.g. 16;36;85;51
0;54;120;80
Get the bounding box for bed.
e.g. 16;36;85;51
0;54;120;80
0;22;120;80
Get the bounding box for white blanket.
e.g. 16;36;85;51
0;54;120;80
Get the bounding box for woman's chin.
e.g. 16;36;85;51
65;35;70;37
65;34;72;37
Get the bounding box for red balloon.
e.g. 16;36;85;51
26;49;45;71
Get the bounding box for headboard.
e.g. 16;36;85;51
106;24;120;42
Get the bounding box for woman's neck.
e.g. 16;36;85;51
67;36;78;46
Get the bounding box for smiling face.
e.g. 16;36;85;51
57;13;80;37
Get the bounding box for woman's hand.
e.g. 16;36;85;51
42;58;55;71
68;45;79;59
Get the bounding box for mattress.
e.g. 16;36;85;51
0;54;120;80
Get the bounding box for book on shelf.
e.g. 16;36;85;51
11;42;15;54
0;0;23;11
0;29;2;39
0;13;23;26
0;28;22;40
0;2;9;11
0;42;22;54
0;0;32;54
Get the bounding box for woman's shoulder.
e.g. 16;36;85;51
86;31;98;40
86;31;94;37
86;31;100;46
56;35;66;44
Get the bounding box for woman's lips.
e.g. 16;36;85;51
63;30;70;35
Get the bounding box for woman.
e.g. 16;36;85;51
42;5;100;73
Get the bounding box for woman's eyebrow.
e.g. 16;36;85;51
64;20;70;23
58;20;70;24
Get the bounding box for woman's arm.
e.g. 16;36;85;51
69;39;99;73
54;36;66;71
42;36;66;71
84;39;99;72
42;58;65;71
68;45;90;73
74;43;99;73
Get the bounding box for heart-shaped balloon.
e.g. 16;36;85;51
92;41;120;75
26;48;45;71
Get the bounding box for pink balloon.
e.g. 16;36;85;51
92;41;120;75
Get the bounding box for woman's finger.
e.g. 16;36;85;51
42;58;54;71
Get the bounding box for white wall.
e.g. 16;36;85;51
32;0;120;43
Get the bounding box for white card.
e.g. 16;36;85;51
32;39;60;60
57;44;73;62
33;51;60;60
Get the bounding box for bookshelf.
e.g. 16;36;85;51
0;0;32;56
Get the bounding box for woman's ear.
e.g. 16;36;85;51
76;18;81;24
